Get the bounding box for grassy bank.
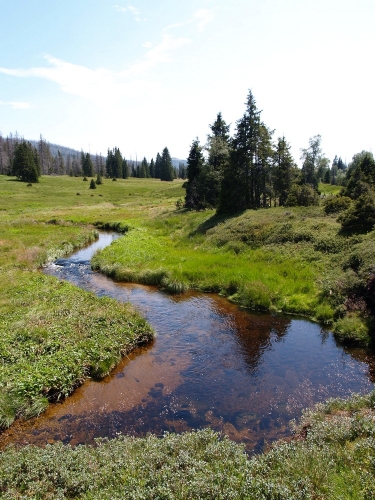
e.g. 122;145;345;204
92;199;374;345
0;176;158;428
1;392;374;499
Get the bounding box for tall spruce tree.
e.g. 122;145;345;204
12;140;40;183
149;158;155;178
218;90;261;213
140;157;149;178
200;112;231;208
272;136;296;206
160;147;174;181
155;152;162;179
184;138;205;208
82;152;94;177
122;158;129;179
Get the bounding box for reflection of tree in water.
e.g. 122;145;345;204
343;346;375;384
230;310;291;374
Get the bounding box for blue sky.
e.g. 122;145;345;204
0;0;374;164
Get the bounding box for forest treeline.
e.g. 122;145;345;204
0;133;186;182
184;90;351;213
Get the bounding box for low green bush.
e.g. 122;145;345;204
323;195;352;214
333;313;371;345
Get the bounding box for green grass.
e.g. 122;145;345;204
319;182;342;196
0;176;163;427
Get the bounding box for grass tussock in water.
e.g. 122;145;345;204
1;392;375;499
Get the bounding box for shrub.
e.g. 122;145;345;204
89;179;96;189
285;184;319;207
333;313;371;345
323;196;352;215
339;194;375;232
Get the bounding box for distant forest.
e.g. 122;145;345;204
0;132;187;180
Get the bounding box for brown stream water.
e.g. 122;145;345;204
2;232;375;453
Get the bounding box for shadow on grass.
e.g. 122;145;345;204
188;210;246;236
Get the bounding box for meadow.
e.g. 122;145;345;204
1;174;374;498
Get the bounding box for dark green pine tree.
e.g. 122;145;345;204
254;123;274;208
113;148;123;178
140;157;149;178
272;136;296;206
80;150;86;175
149;158;155;178
184;138;205;208
12;140;40;183
122;158;129;179
155;152;162;179
218;90;261;214
105;149;114;178
160;147;174;181
342;151;375;199
200;112;231;208
57;150;65;175
82;153;94;177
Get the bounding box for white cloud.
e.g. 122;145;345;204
0;100;32;109
114;4;143;21
128;34;189;76
0;31;190;108
194;9;214;31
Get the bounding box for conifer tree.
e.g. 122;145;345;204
82;152;94;177
149;158;155;178
12;140;40;183
155;152;162;179
122;158;129;179
272;136;296;206
201;112;231;208
184;138;205;208
160;147;174;181
140;157;149;178
218;90;261;213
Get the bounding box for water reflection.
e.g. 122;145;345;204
1;233;374;453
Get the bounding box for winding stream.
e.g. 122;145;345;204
2;232;375;453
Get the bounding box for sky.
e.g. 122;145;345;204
0;0;374;165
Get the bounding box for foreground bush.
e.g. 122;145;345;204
1;392;375;499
